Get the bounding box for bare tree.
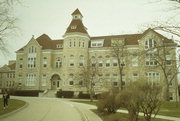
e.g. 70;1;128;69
141;40;179;101
75;58;100;102
111;38;127;91
0;0;20;55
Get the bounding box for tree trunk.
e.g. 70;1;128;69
163;84;170;101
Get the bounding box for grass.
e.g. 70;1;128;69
93;110;172;121
0;98;26;116
71;100;180;118
159;101;180;118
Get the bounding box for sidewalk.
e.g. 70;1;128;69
61;99;102;121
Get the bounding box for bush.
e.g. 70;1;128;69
97;91;118;113
56;90;74;98
78;92;90;99
11;90;42;97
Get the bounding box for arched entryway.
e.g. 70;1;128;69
50;74;61;90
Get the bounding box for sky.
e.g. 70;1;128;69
0;0;179;66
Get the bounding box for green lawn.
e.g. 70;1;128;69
0;98;26;116
93;110;172;121
71;100;180;118
159;101;180;118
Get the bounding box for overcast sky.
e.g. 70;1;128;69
0;0;179;66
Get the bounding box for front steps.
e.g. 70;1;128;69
39;90;57;98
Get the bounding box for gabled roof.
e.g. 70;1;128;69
71;9;83;16
141;28;173;43
36;34;63;50
8;63;16;70
65;19;88;34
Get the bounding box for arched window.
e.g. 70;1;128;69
79;55;84;66
145;39;157;49
56;57;62;68
69;55;74;66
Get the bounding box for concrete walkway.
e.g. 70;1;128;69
0;96;102;121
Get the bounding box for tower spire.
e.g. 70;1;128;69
64;9;88;35
71;8;83;20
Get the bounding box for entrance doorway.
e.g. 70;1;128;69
50;74;61;90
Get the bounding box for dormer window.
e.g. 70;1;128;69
71;26;77;29
56;44;63;48
91;40;104;47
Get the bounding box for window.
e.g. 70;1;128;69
113;82;118;86
146;72;160;85
28;57;36;68
105;56;110;67
56;44;63;48
145;39;156;49
70;41;72;47
56;57;62;68
98;56;103;67
105;74;110;79
112;57;118;67
166;54;172;65
145;53;157;66
69;81;74;85
41;74;46;86
69;55;74;66
43;57;47;68
28;46;36;53
79;81;83;85
113;74;118;78
19;63;23;68
91;40;104;47
111;38;124;46
91;56;96;67
82;42;85;47
132;73;138;82
98;74;103;78
132;55;138;66
26;74;36;86
71;26;77;29
120;57;125;66
79;55;84;67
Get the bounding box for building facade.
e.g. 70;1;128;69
0;60;16;91
1;9;179;101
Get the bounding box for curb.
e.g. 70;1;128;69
0;101;29;119
74;106;89;121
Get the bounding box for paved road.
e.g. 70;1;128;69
0;97;86;121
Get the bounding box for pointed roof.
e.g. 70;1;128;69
65;19;88;34
71;9;83;16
